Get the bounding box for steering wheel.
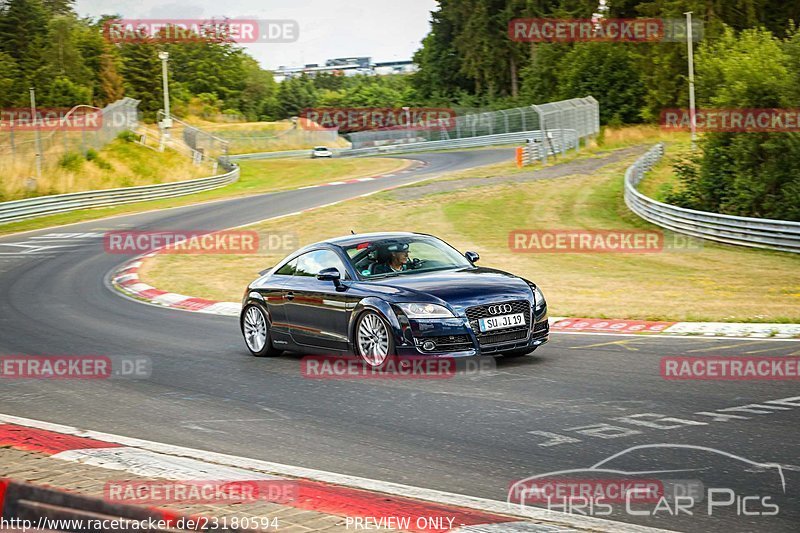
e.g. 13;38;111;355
408;258;425;270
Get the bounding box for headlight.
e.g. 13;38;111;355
533;286;546;309
396;303;455;318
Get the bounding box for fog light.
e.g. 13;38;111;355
422;340;436;351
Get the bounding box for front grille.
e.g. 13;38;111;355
479;329;529;345
466;300;531;346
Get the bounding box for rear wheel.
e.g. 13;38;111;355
355;311;395;368
241;303;282;357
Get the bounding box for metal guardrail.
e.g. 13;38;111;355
0;163;239;224
230;129;582;161
625;143;800;254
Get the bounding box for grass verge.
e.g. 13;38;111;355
0;157;408;236
637;138;693;201
141;141;800;323
0;139;210;202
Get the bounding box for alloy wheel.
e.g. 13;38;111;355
357;313;390;366
243;306;268;352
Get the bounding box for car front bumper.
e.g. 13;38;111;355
394;305;549;357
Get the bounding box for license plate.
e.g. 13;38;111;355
478;313;525;332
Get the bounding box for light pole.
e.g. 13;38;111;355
158;51;172;150
685;12;697;148
29;87;42;180
402;106;411;142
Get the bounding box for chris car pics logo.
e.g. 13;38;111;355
508;444;786;518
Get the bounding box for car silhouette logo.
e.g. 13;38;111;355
488;304;513;315
507;443;788;508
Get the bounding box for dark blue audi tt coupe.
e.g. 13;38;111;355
240;232;549;367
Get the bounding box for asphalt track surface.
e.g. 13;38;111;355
0;148;798;532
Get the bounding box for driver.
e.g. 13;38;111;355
370;242;409;275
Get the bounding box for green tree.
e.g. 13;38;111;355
412;1;475;101
0;0;50;103
276;75;318;116
518;43;570;103
237;56;277;121
97;51;125;105
605;0;798;120
0;51;16;106
118;40;163;116
666;28;800;220
557;43;646;123
46;75;91;105
38;16;94;103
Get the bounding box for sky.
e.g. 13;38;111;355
74;0;439;70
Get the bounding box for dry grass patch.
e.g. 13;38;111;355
0;155;407;236
0;139;209;202
142;150;800;322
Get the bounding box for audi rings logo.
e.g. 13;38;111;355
487;304;513;315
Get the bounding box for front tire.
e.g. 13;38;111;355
354;311;395;368
241;303;282;357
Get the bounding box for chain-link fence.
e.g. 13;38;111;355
347;97;599;150
0;98;140;179
532;97;600;147
153;113;343;158
153;111;231;165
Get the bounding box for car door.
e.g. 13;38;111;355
259;258;297;345
283;249;351;352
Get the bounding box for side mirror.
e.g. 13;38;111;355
465;251;480;263
317;267;342;285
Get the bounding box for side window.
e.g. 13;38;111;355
295;249;347;278
274;258;298;276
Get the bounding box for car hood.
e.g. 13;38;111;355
363;267;533;312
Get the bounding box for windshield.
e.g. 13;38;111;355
343;235;473;279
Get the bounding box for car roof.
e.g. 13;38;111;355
321;232;427;248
